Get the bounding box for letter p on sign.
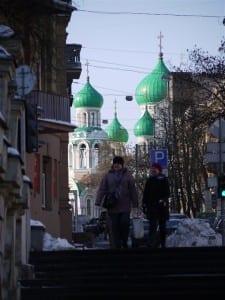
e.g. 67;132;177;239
150;149;168;168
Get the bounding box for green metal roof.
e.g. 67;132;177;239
73;77;103;108
135;55;170;105
134;109;154;137
106;114;128;143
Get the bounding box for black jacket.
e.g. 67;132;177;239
142;173;170;220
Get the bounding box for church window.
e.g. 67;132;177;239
87;199;91;216
91;112;95;126
93;144;99;168
79;144;87;168
83;112;87;126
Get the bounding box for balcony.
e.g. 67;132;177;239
25;91;76;134
26;90;71;122
66;44;82;93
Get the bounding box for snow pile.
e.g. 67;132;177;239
167;218;222;247
43;232;75;251
30;219;46;228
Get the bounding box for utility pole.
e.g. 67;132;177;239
135;144;139;206
218;116;225;246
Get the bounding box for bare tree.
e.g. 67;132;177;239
158;38;225;217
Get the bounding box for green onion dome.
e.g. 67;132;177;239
134;109;154;137
106;113;129;143
135;54;170;105
73;76;103;108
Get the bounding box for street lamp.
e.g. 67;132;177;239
125;95;133;101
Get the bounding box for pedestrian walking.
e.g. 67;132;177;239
95;156;138;249
142;163;170;248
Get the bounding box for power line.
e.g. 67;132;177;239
82;46;153;54
81;58;151;71
90;64;148;74
72;80;133;94
82;46;188;57
76;9;223;18
81;61;174;75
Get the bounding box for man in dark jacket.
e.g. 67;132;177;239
142;163;170;248
95;156;138;249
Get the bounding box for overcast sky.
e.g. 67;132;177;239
67;0;225;145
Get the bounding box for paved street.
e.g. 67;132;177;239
93;233;111;249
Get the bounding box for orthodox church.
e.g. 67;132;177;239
68;71;129;219
68;34;170;221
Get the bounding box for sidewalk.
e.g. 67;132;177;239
93;233;110;249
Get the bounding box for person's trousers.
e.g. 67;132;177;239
108;212;130;249
148;216;167;248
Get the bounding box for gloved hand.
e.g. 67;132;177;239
133;207;139;218
142;206;147;215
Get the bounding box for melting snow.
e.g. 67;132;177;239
166;218;222;247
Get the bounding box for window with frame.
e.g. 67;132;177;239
41;156;52;210
79;144;87;168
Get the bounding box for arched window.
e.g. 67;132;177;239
91;112;95;126
83;113;87;126
73;143;77;169
79;144;87;168
86;199;91;216
93;144;99;168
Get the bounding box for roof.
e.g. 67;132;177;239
135;55;170;105
134;109;154;137
73;77;103;108
106;114;128;143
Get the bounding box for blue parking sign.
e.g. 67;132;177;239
150;149;168;168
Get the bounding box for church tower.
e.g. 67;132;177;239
105;99;129;157
134;32;170;147
69;75;108;178
68;60;130;219
68;64;108;218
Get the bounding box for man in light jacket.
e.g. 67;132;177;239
95;156;138;249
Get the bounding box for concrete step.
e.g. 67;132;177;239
20;246;225;299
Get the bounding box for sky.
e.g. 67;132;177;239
66;0;225;146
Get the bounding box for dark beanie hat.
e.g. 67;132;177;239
152;163;162;172
113;156;124;165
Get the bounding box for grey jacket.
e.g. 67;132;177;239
95;167;138;213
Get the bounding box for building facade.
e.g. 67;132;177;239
0;1;81;298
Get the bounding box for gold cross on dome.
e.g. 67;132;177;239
85;60;89;78
114;99;117;116
158;31;164;54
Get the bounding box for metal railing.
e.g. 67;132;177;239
26;90;71;123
